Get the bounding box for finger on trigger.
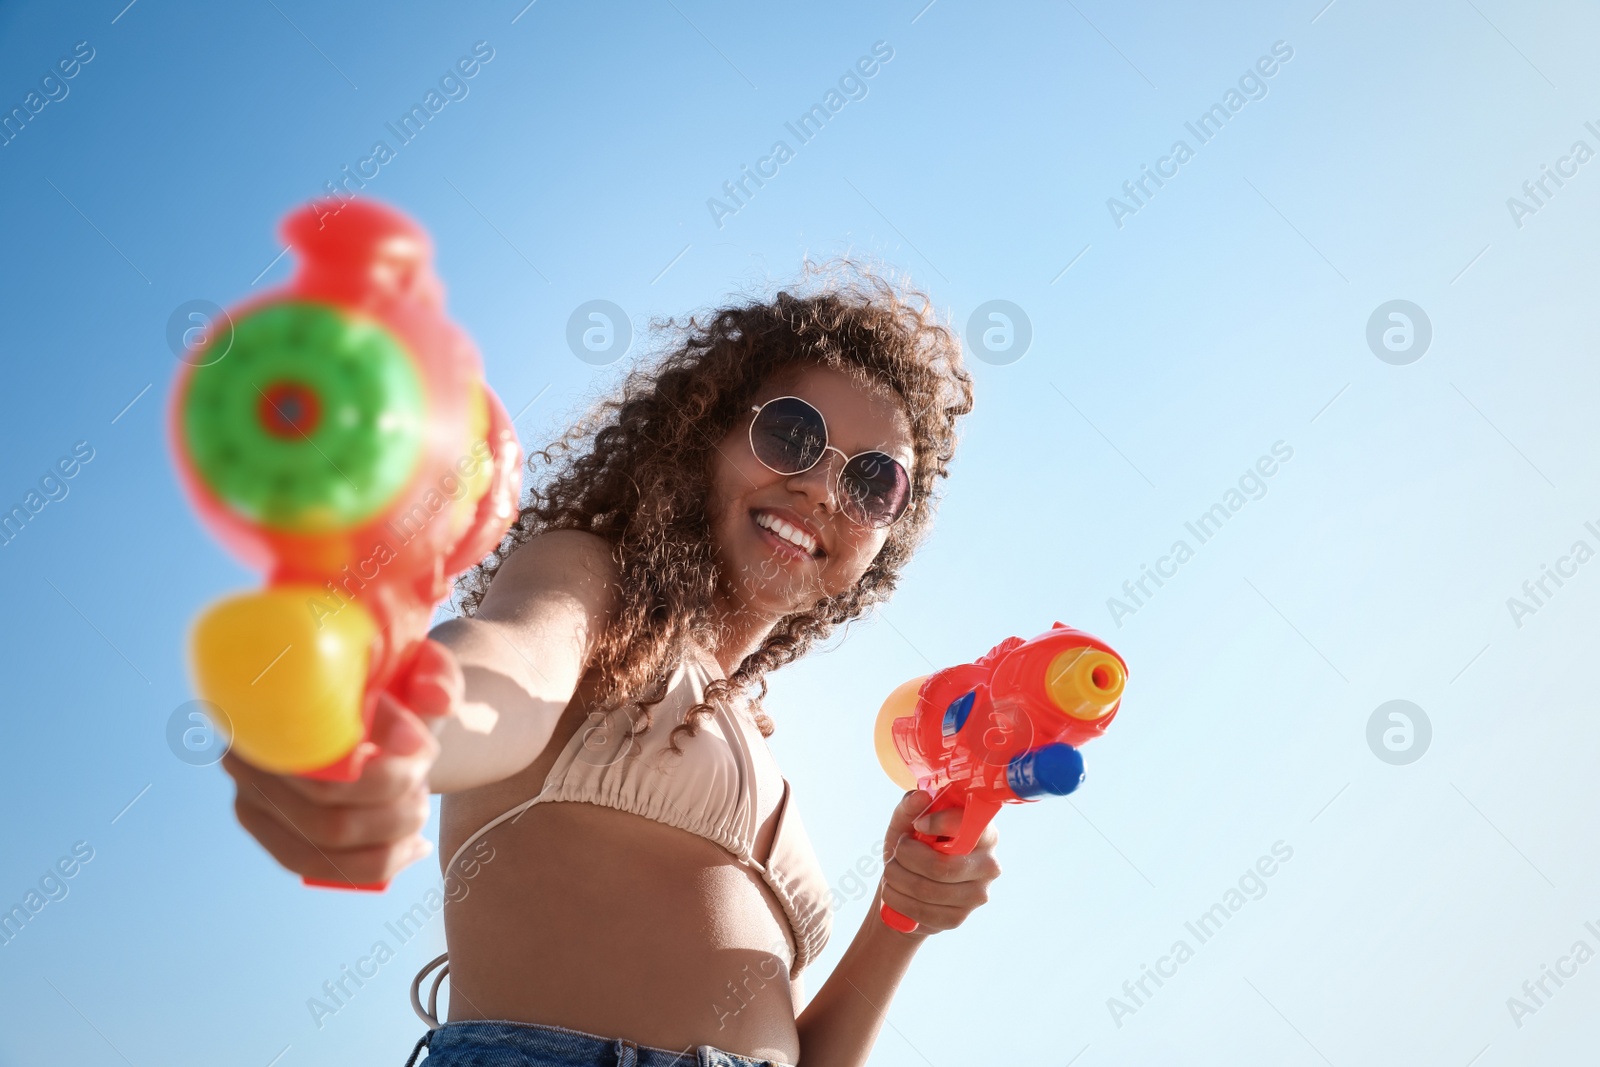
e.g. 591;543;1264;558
401;640;463;717
900;789;933;817
912;808;961;837
286;747;427;806
370;691;439;760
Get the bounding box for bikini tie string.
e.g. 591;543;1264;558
410;951;451;1028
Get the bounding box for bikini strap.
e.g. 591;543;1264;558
440;791;544;878
409;951;451;1028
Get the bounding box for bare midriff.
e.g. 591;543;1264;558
436;663;801;1064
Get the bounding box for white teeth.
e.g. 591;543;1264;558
755;511;817;555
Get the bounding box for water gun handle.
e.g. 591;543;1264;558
879;793;1003;933
305;874;388;892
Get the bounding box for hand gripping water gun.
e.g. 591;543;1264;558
873;622;1128;932
169;198;523;890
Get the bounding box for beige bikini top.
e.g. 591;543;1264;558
410;652;834;1027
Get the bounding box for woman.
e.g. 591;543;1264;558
222;262;993;1067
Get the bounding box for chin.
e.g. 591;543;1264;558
727;537;816;606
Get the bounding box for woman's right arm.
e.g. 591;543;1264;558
425;528;620;794
221;530;620;884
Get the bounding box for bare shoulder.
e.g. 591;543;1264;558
425;530;623;794
473;529;622;624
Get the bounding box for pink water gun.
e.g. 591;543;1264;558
169;198;523;889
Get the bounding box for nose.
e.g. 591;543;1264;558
784;446;846;523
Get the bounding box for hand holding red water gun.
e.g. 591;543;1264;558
169;198;523;890
873;622;1127;932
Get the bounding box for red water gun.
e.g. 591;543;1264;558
169;197;523;890
873;622;1128;932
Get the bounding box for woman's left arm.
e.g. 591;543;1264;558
793;790;1001;1066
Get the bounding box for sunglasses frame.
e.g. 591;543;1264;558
746;395;914;530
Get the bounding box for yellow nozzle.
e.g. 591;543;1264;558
873;674;928;791
190;585;376;774
1044;647;1125;721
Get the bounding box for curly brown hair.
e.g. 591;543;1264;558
452;258;974;753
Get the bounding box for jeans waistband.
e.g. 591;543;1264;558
403;1018;794;1067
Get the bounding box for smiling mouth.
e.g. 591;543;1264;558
750;508;824;561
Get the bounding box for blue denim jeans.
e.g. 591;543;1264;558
403;1019;796;1067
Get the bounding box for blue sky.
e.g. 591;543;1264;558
2;1;1599;1064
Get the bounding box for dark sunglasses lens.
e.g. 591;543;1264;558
840;452;910;528
751;397;827;474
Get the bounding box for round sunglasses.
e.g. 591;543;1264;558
747;395;913;530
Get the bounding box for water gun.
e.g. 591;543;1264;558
873;622;1127;932
169;197;523;890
